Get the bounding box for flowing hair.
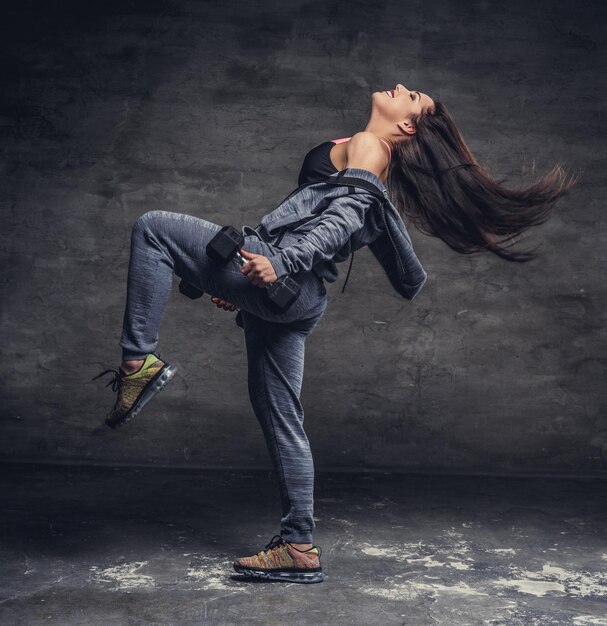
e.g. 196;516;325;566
384;101;580;261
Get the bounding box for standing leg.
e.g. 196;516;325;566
242;309;325;544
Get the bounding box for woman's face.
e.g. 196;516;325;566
371;83;435;136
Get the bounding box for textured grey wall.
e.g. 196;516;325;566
1;0;604;474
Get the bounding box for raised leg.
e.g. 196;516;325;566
118;210;327;360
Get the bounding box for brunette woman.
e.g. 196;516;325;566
94;83;576;583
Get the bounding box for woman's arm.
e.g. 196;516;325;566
262;132;391;278
264;193;375;279
241;132;391;286
368;230;427;301
347;133;427;300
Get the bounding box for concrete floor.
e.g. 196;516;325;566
0;464;605;625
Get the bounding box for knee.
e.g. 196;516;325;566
133;210;164;233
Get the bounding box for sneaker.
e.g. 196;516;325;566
92;352;177;429
233;534;324;584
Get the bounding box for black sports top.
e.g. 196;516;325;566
298;140;344;186
295;136;392;293
297;136;392;186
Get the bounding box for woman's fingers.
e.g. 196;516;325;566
240;250;278;287
211;296;237;311
245;267;273;287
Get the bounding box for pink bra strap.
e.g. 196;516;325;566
379;137;392;160
330;137;351;144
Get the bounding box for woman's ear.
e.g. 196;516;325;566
397;119;416;136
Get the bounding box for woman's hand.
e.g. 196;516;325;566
240;249;278;287
210;296;237;311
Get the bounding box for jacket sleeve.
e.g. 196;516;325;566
265;194;372;279
368;222;428;301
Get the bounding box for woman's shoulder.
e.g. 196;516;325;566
344;132;391;180
347;131;393;153
347;131;385;148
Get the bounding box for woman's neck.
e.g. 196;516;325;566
363;117;403;147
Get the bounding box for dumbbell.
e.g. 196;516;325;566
205;225;300;312
178;280;204;299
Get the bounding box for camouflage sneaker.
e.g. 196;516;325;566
92;353;177;429
233;534;324;584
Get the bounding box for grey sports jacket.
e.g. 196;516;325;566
247;167;428;301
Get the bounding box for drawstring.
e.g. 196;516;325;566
341;250;355;294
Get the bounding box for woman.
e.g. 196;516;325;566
93;83;577;584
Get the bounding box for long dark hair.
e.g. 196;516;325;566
385;101;580;262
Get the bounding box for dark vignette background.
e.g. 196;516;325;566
1;0;605;475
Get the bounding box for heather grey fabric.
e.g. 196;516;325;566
240;308;323;543
117;167;427;542
119;210;326;542
259;167;428;300
119;210;328;360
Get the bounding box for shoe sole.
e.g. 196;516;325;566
105;364;178;430
233;565;324;584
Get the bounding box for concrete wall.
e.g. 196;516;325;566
1;0;604;474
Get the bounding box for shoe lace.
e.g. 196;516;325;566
258;534;285;556
257;534;321;558
91;368;121;392
91;352;162;391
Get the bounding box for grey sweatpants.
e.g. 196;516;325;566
119;210;328;543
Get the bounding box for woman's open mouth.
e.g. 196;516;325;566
385;89;395;98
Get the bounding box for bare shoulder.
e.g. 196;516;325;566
346;131;386;155
344;132;390;179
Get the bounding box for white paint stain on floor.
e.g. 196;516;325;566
540;564;607;597
361;574;487;602
356;525;607;611
486;548;517;555
406;555;448;568
412;580;488;596
359;529;474;571
360;542;428;563
359;577;421;602
186;554;234;590
360;545;401;558
495;564;607;598
447;558;471;570
90;562;156;589
572;617;607;625
494;578;566;597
